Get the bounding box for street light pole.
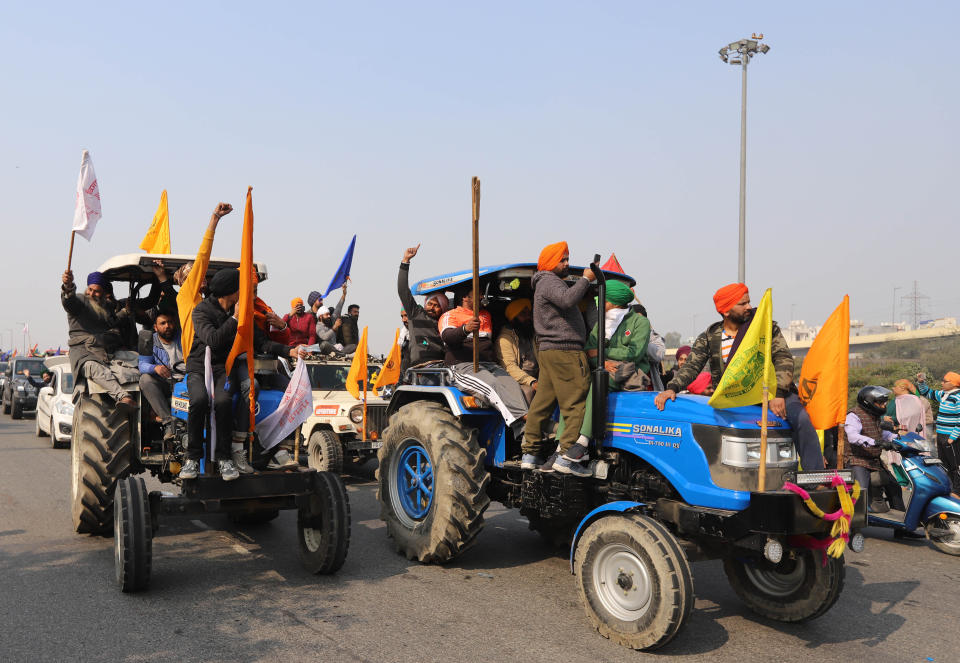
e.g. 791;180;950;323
893;286;901;328
719;35;770;283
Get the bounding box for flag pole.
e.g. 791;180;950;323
471;177;481;373
362;370;368;442
759;385;769;492
836;426;846;470
67;231;76;271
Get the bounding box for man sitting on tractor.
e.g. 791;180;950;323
61;269;137;410
439;287;528;431
398;243;448;367
655;283;826;471
138;310;186;442
180;268;304;481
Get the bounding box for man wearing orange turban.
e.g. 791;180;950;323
655;282;826;472
524;242;596;476
537;241;569;272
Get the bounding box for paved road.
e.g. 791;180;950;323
1;414;958;663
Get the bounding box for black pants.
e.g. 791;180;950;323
139;372;174;425
851;465;906;512
186;370;233;462
937;433;960;492
784;393;826;471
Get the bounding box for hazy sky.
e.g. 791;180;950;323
2;1;957;353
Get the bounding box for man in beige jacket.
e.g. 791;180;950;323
495;298;539;403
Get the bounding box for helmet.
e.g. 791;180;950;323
857;385;891;417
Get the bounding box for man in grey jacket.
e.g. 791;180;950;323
522;241;595;476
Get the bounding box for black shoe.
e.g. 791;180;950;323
562;443;590;463
537;453;558;473
894;528;925;540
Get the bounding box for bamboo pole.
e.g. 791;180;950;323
758;385;769;492
362;374;368;442
67;231;76;271
471;177;481;373
836;425;846;470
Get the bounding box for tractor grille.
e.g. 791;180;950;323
366;403;389;435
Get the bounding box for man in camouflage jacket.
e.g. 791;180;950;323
655;283;825;472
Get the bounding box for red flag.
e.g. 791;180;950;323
601;253;625;273
225;187;256;432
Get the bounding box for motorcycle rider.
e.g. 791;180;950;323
845;386;922;537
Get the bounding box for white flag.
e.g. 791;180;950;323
257;358;313;450
21;323;28;335
72;150;102;241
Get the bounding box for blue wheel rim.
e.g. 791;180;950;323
396;444;434;520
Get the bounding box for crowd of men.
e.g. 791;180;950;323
57;204;960;494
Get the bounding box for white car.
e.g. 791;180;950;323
36;356;74;448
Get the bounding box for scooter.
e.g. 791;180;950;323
866;432;960;555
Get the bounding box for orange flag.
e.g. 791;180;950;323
345;327;369;400
798;295;850;429
225;186;256;432
373;329;402;390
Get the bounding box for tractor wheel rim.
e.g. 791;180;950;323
592;543;652;621
743;556;806;597
302;526;323;552
390;441;434;528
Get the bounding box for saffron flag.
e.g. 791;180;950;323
601;253;625;274
225;187;257;432
345;326;369;399
798;296;850;429
72;150;102;241
708;288;778;409
323;235;356;297
257;357;314;450
177;220;219;359
373;329;402;389
139;190;171;254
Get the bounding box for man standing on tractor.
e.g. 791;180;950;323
654;283;826;472
180;268;305;481
522;242;595;475
61;269;137;410
398;244;448;367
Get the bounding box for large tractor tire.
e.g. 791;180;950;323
377;401;490;564
723;549;844;622
307;429;344;474
114;476;153;592
298;470;351;574
575;513;694;651
70;394;134;535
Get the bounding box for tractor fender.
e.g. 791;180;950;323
569;501;646;573
386;385;490;418
923;495;960;522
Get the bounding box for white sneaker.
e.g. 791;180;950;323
218;459;240;481
179;459;199;479
267;449;298;469
232;450;256;474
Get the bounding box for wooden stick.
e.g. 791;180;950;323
471;176;481;373
362;375;368;442
836;424;846;470
67;231;76;271
758;385;769;492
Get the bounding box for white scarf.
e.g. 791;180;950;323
604;308;629;340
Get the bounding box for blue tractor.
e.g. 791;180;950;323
376;260;866;651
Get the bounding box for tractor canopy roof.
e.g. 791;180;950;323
96;253;268;283
411;263;635;299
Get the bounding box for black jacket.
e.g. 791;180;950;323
186;297;289;374
397;263;445;364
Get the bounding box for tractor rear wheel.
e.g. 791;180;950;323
377;401;490;564
71;394;134;535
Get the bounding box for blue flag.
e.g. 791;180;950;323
323;235;357;297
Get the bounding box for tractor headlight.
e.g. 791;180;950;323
16;385;25;392
349;406;363;424
56;401;74;416
721;436;796;468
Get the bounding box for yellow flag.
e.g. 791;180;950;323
345;327;369;399
177;221;217;360
373;329;402;390
139;190;171;254
708;288;777;409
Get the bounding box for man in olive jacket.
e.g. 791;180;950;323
655;283;825;471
